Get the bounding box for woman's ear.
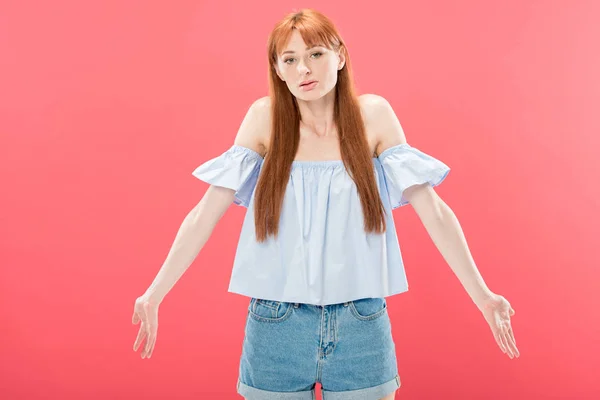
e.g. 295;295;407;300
273;64;285;81
337;47;346;70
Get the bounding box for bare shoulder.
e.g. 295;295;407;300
358;93;385;109
233;96;271;157
358;93;389;123
360;94;440;207
359;93;407;156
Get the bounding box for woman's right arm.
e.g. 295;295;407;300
132;185;234;359
132;96;270;358
141;185;235;304
141;96;270;304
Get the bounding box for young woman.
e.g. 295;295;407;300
132;8;519;400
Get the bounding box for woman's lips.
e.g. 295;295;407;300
300;81;318;91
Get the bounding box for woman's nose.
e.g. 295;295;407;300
297;61;310;75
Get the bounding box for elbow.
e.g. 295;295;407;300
435;199;451;221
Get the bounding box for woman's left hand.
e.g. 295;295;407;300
478;293;520;359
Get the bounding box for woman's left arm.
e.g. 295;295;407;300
404;183;520;359
366;93;520;359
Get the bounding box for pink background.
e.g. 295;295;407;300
1;1;599;399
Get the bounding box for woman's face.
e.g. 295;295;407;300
274;30;345;101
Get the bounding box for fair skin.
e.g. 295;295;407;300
133;30;519;400
273;31;344;155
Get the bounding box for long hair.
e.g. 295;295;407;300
254;8;387;242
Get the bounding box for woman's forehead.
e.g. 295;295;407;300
279;30;329;54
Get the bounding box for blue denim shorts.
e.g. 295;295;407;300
236;297;401;400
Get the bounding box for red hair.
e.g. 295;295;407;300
254;8;387;242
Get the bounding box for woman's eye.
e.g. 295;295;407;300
284;52;322;64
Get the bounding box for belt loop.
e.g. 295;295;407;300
293;303;299;308
343;302;349;307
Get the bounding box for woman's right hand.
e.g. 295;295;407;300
132;294;160;359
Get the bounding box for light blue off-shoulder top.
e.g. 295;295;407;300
192;143;450;306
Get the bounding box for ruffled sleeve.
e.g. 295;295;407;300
191;145;264;207
378;143;450;209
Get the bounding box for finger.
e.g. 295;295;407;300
500;334;511;357
499;329;513;358
494;330;506;353
143;325;153;357
510;307;515;316
508;324;516;345
503;327;517;357
147;331;157;358
132;310;139;325
507;327;519;357
507;335;519;358
138;305;149;356
501;324;512;351
142;303;153;352
133;325;146;352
